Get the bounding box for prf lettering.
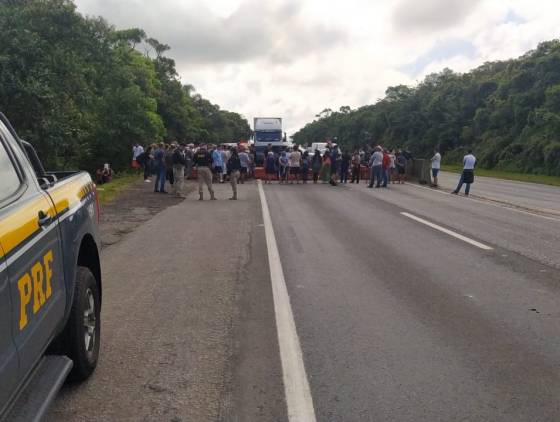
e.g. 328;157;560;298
18;250;54;330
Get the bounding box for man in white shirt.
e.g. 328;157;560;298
431;149;441;187
452;150;476;196
290;146;302;184
367;147;384;188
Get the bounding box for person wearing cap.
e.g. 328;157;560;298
194;145;216;200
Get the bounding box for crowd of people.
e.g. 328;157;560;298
132;142;257;200
129;140;477;199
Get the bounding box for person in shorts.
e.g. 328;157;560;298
290;146;302;184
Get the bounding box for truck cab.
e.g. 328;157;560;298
0;113;102;421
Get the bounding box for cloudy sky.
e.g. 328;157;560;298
74;0;560;136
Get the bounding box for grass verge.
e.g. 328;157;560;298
441;165;560;187
96;173;142;204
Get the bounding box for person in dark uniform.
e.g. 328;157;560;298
193;146;216;201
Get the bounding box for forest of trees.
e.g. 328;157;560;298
293;40;560;176
0;0;251;171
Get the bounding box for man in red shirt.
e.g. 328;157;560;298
381;149;391;187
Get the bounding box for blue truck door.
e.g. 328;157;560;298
0;127;66;383
0;242;18;414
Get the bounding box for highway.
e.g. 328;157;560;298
437;171;560;216
49;177;560;421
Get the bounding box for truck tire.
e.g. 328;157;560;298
62;266;101;381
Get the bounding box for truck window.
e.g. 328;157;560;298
0;140;22;202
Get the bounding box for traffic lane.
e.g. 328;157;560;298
264;183;560;422
48;183;287;422
350;181;560;269
438;171;560;214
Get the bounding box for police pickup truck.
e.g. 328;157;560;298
0;113;102;421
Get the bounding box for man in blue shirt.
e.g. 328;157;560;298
154;143;167;193
212;146;224;183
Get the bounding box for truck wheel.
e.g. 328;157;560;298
63;266;101;381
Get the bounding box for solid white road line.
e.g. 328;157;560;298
257;181;317;422
400;212;494;251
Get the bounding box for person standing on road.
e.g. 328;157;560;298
330;144;340;185
351;150;361;183
154;143;167;193
227;147;241;200
279;151;289;183
238;147;250;184
132;143;144;169
320;150;332;183
194;146;216;200
381;149;391;187
389;149;397;184
368;147;384;188
395;150;407;184
340;150;351;183
212;146;224;183
185;144;194;180
290;146;302;184
431;148;442;187
265;151;276;184
301;150;310;184
312;150;322;183
452;150;476;196
172;144;187;198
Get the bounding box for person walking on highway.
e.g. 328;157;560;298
395;150;407;184
351;150;361;183
172;144;187;198
452;150;476;196
194;146;216;200
312;150;322;183
290;146;302;184
238;147;250;184
154;143;167;193
227;147;241;200
431;148;441;187
368;147;384;188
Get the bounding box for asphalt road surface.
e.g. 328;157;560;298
49;176;560;421
438;171;560;216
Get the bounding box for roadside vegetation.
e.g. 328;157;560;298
441;165;560;187
96;173;141;204
293;40;560;177
0;0;251;173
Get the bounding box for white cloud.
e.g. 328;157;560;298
74;0;560;136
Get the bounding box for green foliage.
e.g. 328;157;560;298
293;41;560;176
0;0;250;171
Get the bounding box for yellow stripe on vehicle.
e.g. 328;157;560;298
0;197;56;257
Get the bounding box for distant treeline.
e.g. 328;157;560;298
293;40;560;175
0;0;251;171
